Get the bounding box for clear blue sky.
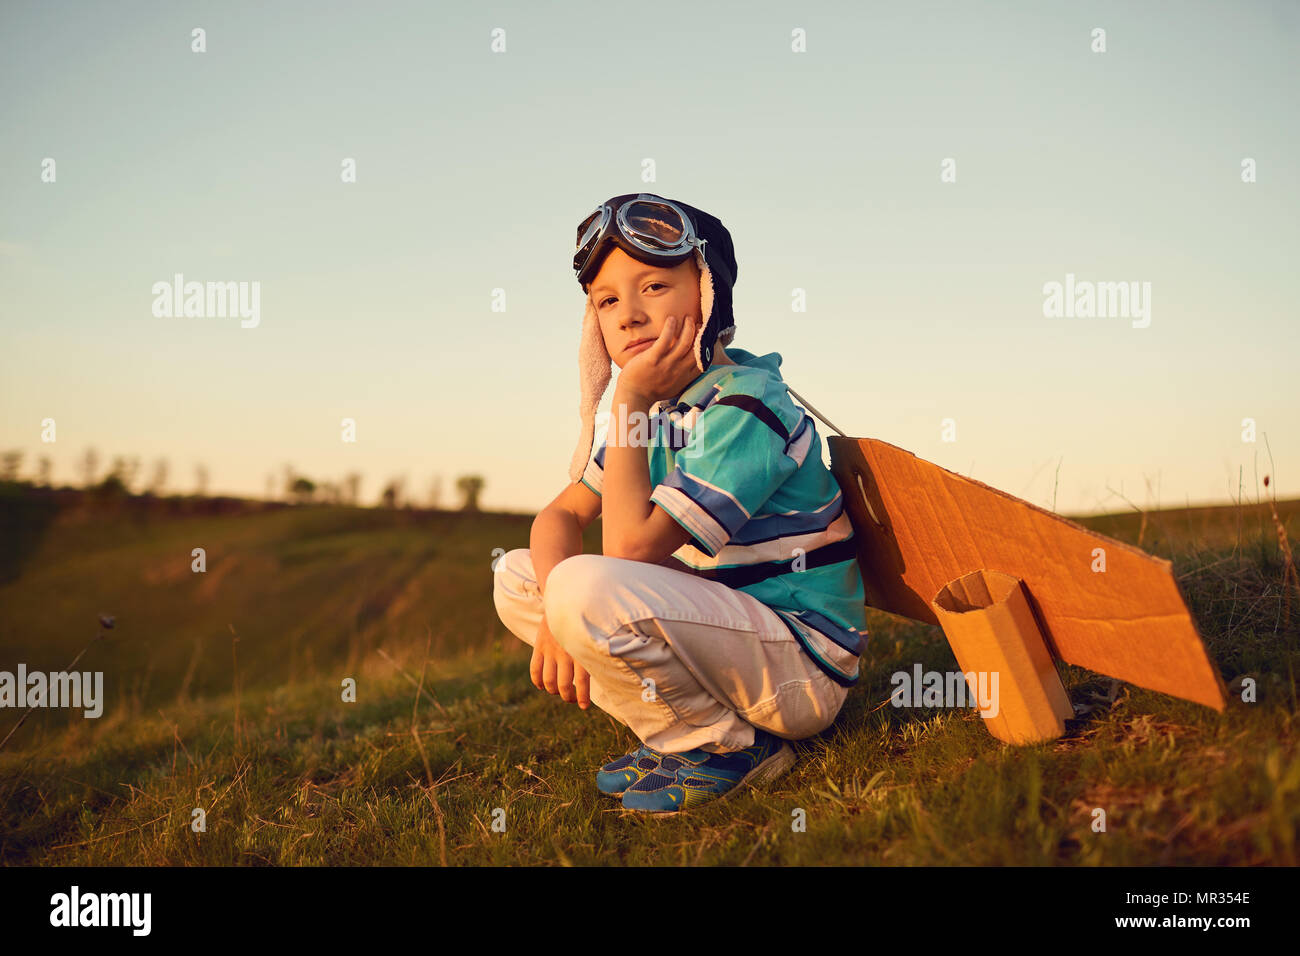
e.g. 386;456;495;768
2;0;1296;515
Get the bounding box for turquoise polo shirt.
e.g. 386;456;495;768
579;347;868;687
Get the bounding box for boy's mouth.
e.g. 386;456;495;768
624;337;656;353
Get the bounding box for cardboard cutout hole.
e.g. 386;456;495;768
854;469;883;527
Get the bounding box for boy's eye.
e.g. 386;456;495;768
598;283;665;309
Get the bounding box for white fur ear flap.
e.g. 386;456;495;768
692;316;708;371
695;250;715;371
570;292;612;482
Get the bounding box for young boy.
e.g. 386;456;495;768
493;193;868;813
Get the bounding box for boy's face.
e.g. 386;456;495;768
588;247;702;370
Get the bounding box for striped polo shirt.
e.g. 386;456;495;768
579;347;868;687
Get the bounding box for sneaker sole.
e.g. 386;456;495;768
627;741;796;816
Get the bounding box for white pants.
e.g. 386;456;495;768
492;549;849;754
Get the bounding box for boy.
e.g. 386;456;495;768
493;193;868;813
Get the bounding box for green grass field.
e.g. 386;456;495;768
1;484;1297;865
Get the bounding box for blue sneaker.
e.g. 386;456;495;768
596;743;667;796
621;729;795;813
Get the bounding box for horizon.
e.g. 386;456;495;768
9;458;1294;522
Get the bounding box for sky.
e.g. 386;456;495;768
1;0;1296;516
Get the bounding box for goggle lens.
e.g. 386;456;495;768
575;209;602;250
622;201;686;248
573;208;605;273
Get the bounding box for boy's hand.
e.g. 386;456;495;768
616;314;699;403
530;614;591;709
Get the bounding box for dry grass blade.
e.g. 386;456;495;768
49;812;171;852
740;822;774;867
377;644;457;731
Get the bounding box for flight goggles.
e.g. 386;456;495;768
573;194;707;290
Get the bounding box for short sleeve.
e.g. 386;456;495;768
649;389;805;557
578;437;606;497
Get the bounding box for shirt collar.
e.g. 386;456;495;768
662;347;785;409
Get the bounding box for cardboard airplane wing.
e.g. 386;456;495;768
827;436;1228;714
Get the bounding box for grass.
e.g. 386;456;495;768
1;485;1298;865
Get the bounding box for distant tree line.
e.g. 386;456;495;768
0;448;486;511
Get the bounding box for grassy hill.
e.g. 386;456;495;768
1;484;1297;865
